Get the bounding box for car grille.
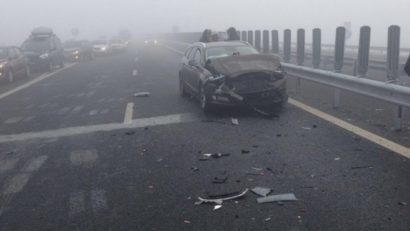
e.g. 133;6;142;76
232;73;271;93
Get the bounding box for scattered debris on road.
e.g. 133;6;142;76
398;202;407;206
134;92;150;97
334;157;341;161
183;220;191;224
301;126;312;130
125;131;135;135
203;153;230;159
213;205;222;211
212;176;228;184
231;118;240;125
241;149;250;154
264;217;271;222
256;193;298;204
251;187;272;197
191;166;199;172
195;188;249;205
351;165;374;170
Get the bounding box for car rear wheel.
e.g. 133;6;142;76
179;75;188;97
7;70;14;83
199;85;212;113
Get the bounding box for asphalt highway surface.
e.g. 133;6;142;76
0;43;408;231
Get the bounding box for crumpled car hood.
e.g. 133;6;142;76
209;54;282;78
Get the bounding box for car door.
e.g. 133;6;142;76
48;39;57;64
185;47;203;95
180;47;193;86
13;48;26;74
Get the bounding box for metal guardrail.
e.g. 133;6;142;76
282;63;410;108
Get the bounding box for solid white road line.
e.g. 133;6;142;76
0;113;198;143
0;63;76;101
289;98;410;159
124;102;134;124
70;150;98;167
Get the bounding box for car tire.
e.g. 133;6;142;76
199;84;212;113
7;70;14;83
179;75;188;97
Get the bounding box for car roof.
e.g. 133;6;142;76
192;41;251;49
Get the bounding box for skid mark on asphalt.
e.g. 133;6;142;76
69;190;107;216
70;150;98;167
0;155;48;216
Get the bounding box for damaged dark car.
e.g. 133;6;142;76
179;41;287;112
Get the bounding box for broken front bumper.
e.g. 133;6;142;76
207;79;287;107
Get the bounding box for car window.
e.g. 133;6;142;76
184;48;192;58
192;48;201;64
206;45;258;60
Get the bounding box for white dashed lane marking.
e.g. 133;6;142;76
89;110;99;116
90;190;107;213
124;102;134;124
69;191;86;216
70;150;98;167
71;106;84;114
4;117;23;124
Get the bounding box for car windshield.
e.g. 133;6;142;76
64;41;82;48
206;46;258;60
22;38;49;53
0;48;7;59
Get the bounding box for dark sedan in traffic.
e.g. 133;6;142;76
178;41;287;112
0;46;30;83
63;40;94;62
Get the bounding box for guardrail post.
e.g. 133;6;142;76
387;25;400;82
312;28;321;68
387;25;402;130
237;30;241;40
283;29;291;63
333;27;346;108
271;30;279;54
248;30;254;45
255;30;261;51
297;29;305;66
263;30;269;53
357;26;371;77
241;31;247;42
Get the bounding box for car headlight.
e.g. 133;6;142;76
73;50;80;55
40;53;49;59
154;40;158;44
101;47;107;51
144;40;149;44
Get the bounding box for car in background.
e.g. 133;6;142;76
110;39;127;52
21;27;64;72
0;46;30;82
92;40;111;55
179;41;287;112
144;39;159;46
63;40;94;62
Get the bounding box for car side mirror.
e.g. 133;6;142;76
189;60;199;67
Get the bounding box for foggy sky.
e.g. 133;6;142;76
1;0;409;46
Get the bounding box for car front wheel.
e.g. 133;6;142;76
179;75;188;97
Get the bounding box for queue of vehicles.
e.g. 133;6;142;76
0;27;129;83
